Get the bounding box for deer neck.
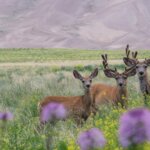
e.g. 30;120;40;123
82;89;92;109
116;86;127;100
139;73;150;94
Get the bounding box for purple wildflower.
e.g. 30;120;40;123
119;108;150;147
41;102;67;122
0;112;13;121
77;128;106;150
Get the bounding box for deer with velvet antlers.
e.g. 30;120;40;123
123;45;150;104
39;68;98;124
91;54;136;109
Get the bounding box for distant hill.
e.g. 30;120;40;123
0;0;150;49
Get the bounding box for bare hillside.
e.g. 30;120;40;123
0;0;150;49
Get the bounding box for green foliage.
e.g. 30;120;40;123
57;141;68;150
0;65;150;149
0;48;150;62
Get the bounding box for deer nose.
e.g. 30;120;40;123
119;83;123;87
86;84;90;88
139;72;144;75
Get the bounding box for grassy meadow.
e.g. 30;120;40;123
0;48;150;62
0;49;150;150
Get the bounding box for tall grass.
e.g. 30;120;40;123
0;65;149;149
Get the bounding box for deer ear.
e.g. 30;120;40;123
104;69;116;78
123;57;136;67
90;68;98;78
145;59;150;66
73;70;82;80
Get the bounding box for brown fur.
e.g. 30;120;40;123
91;83;127;108
39;94;92;124
90;54;136;109
38;68;98;124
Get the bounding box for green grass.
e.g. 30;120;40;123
0;64;150;149
0;48;150;62
0;48;150;149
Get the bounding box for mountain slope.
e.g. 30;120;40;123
0;0;150;49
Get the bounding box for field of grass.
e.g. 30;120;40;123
0;48;150;62
0;49;150;150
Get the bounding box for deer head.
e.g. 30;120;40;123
73;68;98;90
123;44;150;77
102;54;136;87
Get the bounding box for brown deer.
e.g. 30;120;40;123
123;44;150;104
39;68;98;124
91;54;136;109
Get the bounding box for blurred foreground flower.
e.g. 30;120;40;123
41;102;67;122
119;108;150;147
77;128;106;150
0;112;13;121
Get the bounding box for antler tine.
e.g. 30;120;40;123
124;66;131;72
101;54;118;74
102;61;107;69
101;54;105;61
105;54;107;60
134;51;138;58
126;44;129;50
132;51;138;59
123;65;136;75
101;54;109;69
101;54;107;61
125;44;130;58
125;44;138;60
124;44;139;66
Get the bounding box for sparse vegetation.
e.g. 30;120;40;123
0;49;150;149
0;48;150;62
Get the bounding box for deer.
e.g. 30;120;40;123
91;54;136;109
39;68;98;124
123;44;150;104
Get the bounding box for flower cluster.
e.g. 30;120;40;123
119;108;150;147
41;102;67;122
77;128;106;150
0;111;13;121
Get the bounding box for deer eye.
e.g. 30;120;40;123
89;80;92;82
123;76;127;79
82;80;85;83
144;65;147;69
136;66;139;69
